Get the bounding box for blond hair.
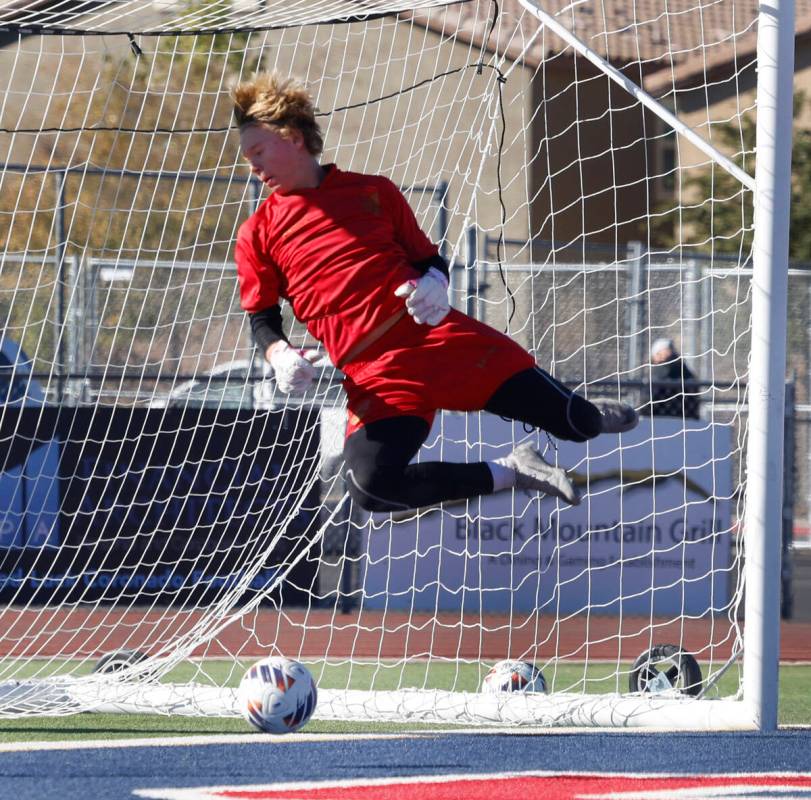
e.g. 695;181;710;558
231;72;323;156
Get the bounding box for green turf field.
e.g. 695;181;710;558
0;661;808;742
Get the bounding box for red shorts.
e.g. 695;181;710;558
341;308;535;438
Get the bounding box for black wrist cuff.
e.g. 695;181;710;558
413;254;449;281
249;305;287;353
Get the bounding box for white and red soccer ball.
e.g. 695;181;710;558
238;656;318;733
481;659;547;694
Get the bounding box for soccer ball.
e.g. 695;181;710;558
238;656;318;733
481;659;547;694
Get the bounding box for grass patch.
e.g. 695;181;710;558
776;665;811;726
0;661;807;742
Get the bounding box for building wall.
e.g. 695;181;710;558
527;54;663;255
0;16;536;259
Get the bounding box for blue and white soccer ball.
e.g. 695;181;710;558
238;656;318;733
481;659;547;694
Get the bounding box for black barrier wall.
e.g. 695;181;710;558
0;406;321;605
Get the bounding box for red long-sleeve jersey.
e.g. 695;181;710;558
235;165;440;368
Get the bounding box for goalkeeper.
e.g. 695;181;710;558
232;73;638;513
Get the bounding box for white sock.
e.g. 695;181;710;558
487;460;516;493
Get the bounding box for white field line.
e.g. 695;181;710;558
1;722;786;753
0;731;425;752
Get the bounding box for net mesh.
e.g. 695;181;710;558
0;0;772;724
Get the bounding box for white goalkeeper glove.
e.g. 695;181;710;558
394;267;450;326
268;342;319;394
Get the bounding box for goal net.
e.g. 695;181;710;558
0;0;792;729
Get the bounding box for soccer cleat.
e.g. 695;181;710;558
593;399;639;434
498;443;580;506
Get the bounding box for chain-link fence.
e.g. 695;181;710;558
0;167;446;410
468;235;811;542
4;218;811;539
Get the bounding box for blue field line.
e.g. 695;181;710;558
1;730;810;800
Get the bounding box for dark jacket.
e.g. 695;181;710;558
645;357;701;420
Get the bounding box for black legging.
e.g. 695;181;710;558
344;367;601;512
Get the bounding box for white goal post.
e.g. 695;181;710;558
744;0;795;731
0;0;795;731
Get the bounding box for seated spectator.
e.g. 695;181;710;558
644;338;701;420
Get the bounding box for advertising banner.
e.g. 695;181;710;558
359;413;732;616
0;405;321;605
